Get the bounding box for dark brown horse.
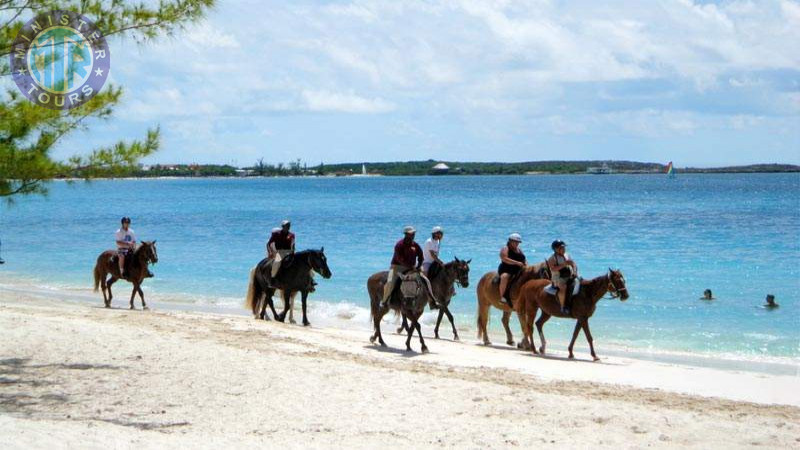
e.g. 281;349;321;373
475;263;549;348
517;269;629;361
93;241;158;309
368;269;433;352
397;258;471;341
244;249;332;326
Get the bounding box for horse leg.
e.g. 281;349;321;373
138;284;148;310
536;313;551;354
581;319;599;361
266;289;280;320
415;319;428;353
567;320;582;359
129;284;137;310
397;313;409;335
276;290;291;322
370;311;387;347
434;309;445;339
405;316;415;352
443;307;459;341
501;311;515;346
100;275;110;307
106;277;117;305
288;291;296;324
300;290;310;327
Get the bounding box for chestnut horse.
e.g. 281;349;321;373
517;269;629;361
475;263;548;348
93;241;158;309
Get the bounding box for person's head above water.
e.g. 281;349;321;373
765;294;778;307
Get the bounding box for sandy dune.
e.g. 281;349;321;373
1;293;798;449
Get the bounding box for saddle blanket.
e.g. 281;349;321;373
544;281;580;296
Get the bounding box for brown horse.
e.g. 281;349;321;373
517;269;629;361
475;263;548;348
368;269;433;352
93;241;158;309
397;258;471;341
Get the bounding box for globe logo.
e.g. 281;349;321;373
10;11;110;110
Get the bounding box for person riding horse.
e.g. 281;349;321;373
115;217;136;277
422;226;445;277
380;226;438;307
266;220;295;288
498;233;526;307
547;239;578;314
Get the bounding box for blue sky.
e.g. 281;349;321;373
49;0;800;166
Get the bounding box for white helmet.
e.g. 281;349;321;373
403;225;416;234
281;219;291;226
432;226;443;234
508;233;522;243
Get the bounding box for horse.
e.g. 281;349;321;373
367;268;433;353
396;258;471;341
93;241;158;310
475;263;549;348
244;248;332;326
517;269;629;361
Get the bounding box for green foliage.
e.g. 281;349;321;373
0;0;215;199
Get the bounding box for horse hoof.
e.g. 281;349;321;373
434;334;440;340
303;322;311;327
369;336;376;343
539;347;545;354
396;328;404;335
568;354;575;359
104;304;110;309
593;356;601;362
406;347;413;352
129;306;135;310
454;335;460;342
421;347;429;354
380;342;387;347
290;319;297;324
143;306;149;311
483;341;492;346
507;340;515;346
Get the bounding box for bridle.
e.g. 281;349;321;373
607;270;627;298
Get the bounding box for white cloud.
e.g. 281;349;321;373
301;90;395;113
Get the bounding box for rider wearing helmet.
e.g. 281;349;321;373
498;233;526;307
266;220;295;287
547;239;577;314
381;226;438;307
115;217;136;277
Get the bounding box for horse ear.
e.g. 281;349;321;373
320;246;324;253
466;259;472;264
152;240;157;244
454;256;459;262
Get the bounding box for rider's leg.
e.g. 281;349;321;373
557;281;569;313
419;273;439;306
267;252;283;287
118;253;125;276
381;265;400;306
499;273;510;303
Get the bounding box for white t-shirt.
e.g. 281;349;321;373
423;238;440;265
115;228;136;249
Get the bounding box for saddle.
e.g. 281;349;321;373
544;277;581;297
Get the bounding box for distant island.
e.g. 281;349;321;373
105;160;799;178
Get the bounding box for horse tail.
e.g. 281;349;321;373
93;260;102;292
244;267;257;314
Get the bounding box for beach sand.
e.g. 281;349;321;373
1;292;799;449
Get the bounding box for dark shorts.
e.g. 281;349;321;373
498;263;521;276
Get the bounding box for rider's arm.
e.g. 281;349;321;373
415;243;424;269
547;254;565;272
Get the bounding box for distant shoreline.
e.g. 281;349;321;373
58;162;800;180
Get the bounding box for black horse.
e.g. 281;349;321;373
397;258;471;340
245;248;332;326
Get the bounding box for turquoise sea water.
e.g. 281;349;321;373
1;174;798;362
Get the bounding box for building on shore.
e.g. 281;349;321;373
431;162;450;175
586;163;613;174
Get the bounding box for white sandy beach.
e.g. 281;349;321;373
1;291;799;449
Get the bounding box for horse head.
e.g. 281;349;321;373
309;247;332;279
139;240;158;265
451;256;471;288
607;268;628;301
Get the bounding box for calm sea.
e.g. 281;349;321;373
1;174;798;363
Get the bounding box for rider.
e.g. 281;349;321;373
381;226;438;307
547;240;578;314
498;233;526;307
422;226;445;277
266;220;295;287
115;217;136;277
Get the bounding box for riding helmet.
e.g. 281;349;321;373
121;216;131;224
551;239;566;250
